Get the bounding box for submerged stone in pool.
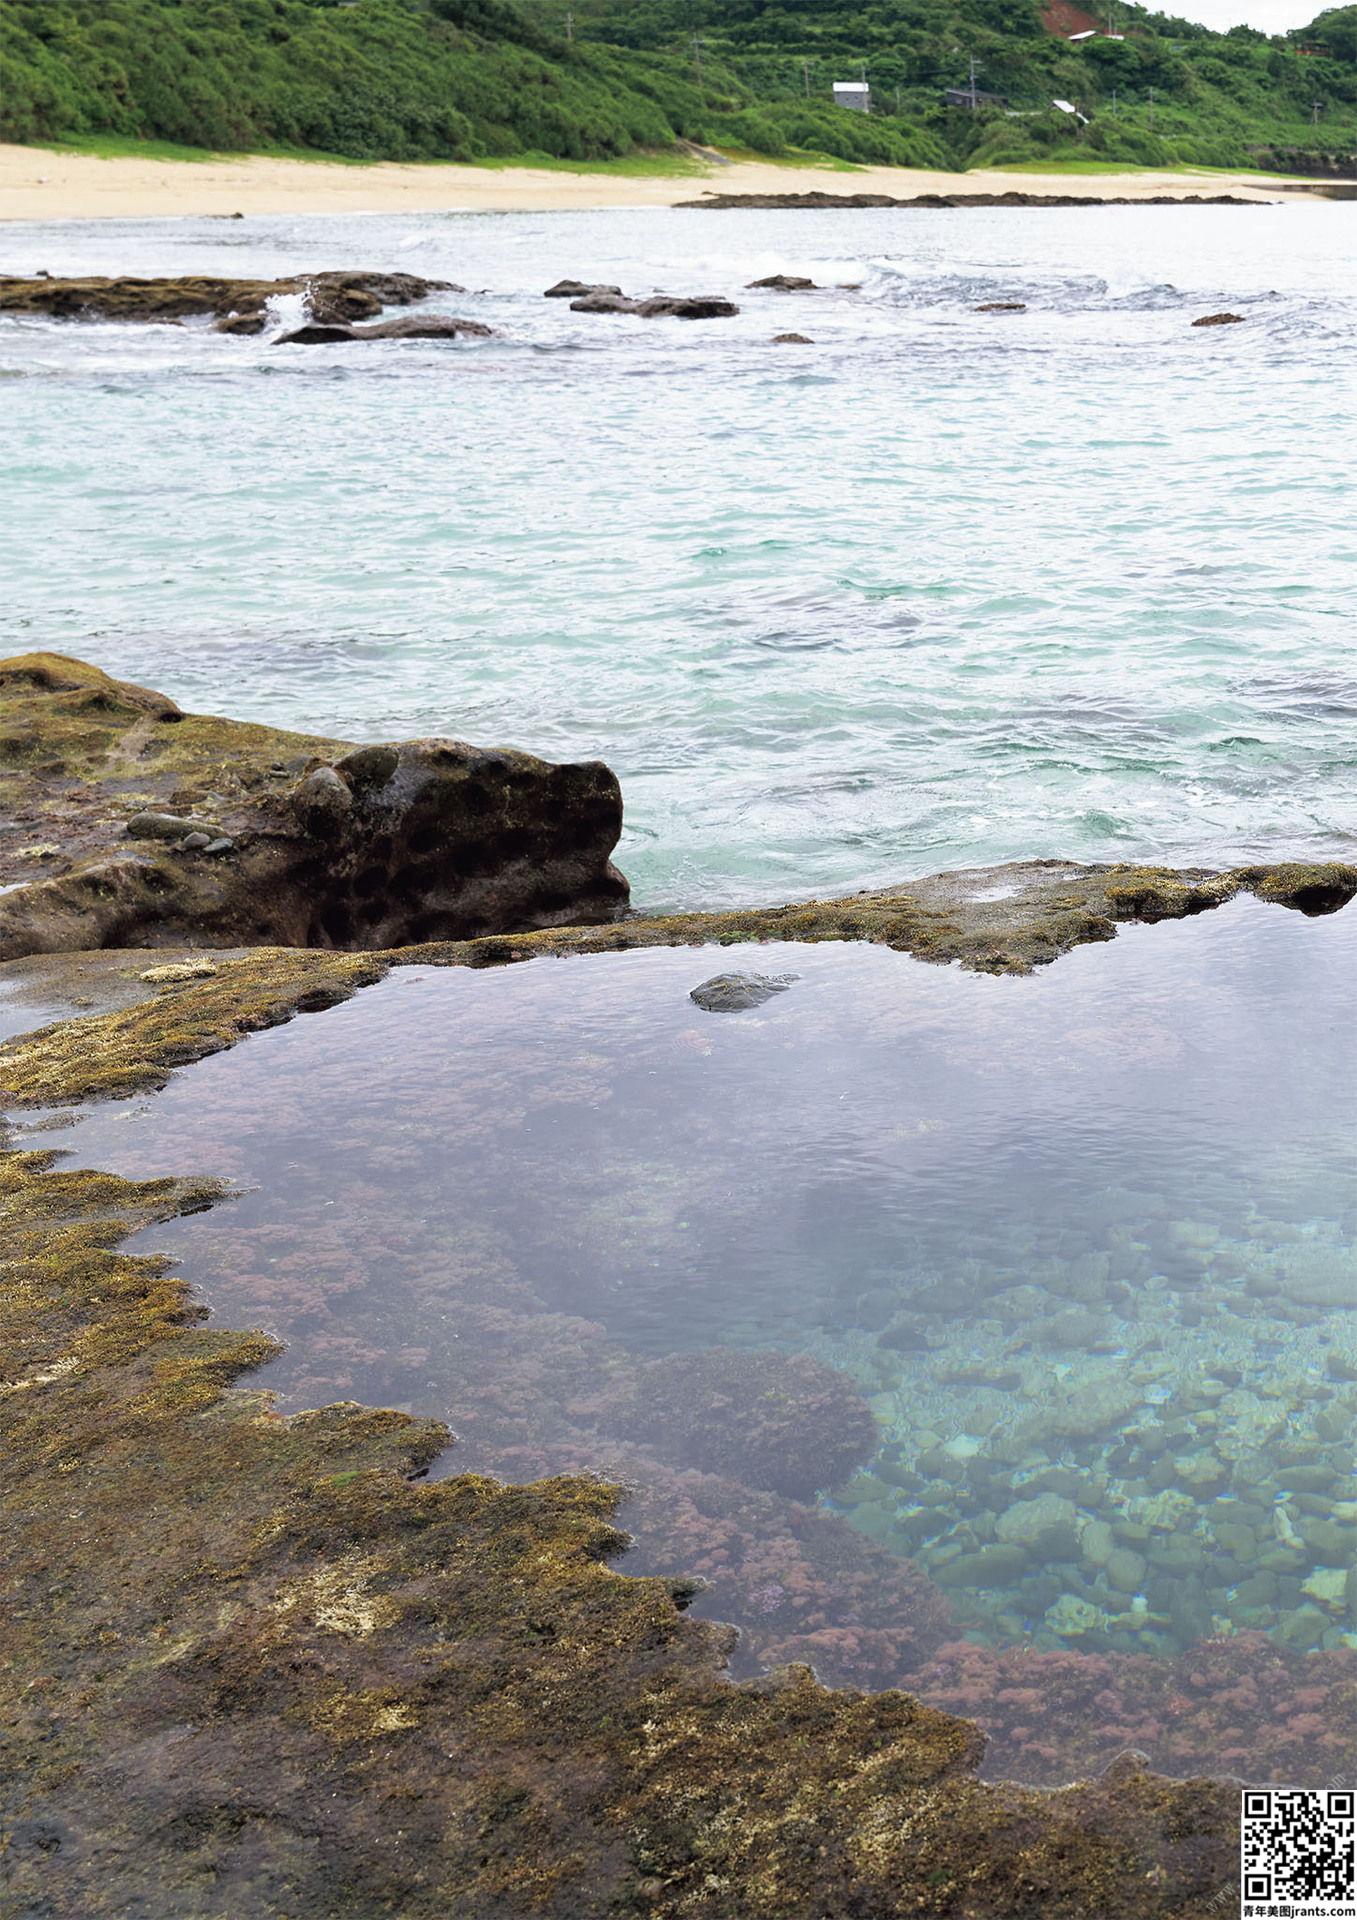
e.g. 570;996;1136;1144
41;896;1357;1784
689;969;798;1012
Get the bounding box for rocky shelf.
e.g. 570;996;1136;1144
0;654;628;959
0;270;460;329
0;986;1239;1917
6;656;1353;1914
685;189;1265;210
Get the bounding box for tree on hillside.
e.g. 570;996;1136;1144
1297;5;1357;59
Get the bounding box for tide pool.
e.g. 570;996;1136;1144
28;894;1357;1783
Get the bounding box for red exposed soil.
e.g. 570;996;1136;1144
1042;0;1105;34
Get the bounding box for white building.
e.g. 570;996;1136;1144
832;81;871;113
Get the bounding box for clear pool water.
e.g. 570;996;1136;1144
29;897;1357;1783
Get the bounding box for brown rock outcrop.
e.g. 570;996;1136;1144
569;291;638;313
0;270;459;326
568;292;740;318
544;278;623;298
274;314;493;345
690;189;1261;210
0;654;627;960
636;294;739;319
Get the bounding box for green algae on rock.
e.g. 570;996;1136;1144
4;853;1357;1109
451;855;1356;975
0;946;387;1102
10;908;1357;1788
5;655;1354;979
9;873;1339;1909
0;654;629;961
0;1123;1239;1915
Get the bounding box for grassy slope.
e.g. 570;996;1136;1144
27;129;714;175
550;0;1357;171
1;0;1354;173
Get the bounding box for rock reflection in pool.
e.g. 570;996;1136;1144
42;897;1357;1784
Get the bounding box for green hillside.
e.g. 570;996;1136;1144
541;0;1357;170
1;0;1354;172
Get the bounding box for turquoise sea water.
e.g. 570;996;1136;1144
24;896;1357;1780
2;202;1355;907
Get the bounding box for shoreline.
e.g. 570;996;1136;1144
0;140;1319;222
1;660;1349;1908
5;656;1355;982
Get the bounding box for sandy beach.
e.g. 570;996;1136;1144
0;140;1305;221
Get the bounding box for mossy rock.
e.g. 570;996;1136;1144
0;654;628;960
5;658;1355;989
1237;862;1357;915
0;1143;1240;1916
0;270;458;324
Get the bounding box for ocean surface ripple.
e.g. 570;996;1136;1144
2;202;1353;908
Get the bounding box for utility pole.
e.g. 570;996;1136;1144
565;7;573;40
692;34;703;87
968;54;979;110
803;58;811;98
1111;86;1117;114
1147;85;1155;129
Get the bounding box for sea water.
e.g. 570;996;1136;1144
2;202;1355;908
25;896;1357;1782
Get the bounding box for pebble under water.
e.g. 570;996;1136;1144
30;896;1357;1784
